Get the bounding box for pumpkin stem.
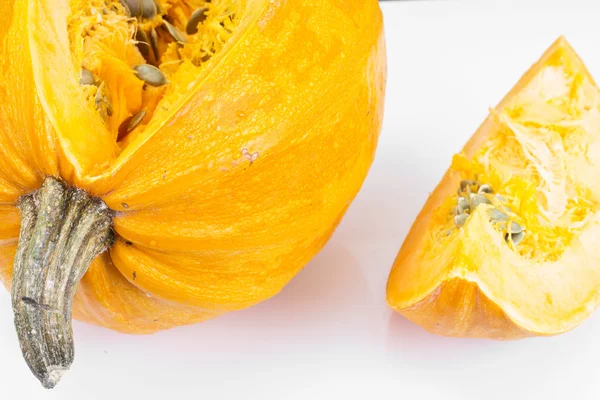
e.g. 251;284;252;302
11;177;114;389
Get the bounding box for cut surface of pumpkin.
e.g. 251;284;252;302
386;37;600;339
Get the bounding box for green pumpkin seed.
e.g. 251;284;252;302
163;20;188;43
95;82;106;109
508;231;526;245
478;184;493;194
457;197;470;214
508;221;524;234
454;214;468;228
487;208;508;222
471;194;491;208
135;29;150;59
133;64;168;87
150;28;160;61
141;0;157;19
121;0;142;17
186;7;208;35
80;68;96;86
127;110;147;132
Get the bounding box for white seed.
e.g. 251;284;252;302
133;64;168;87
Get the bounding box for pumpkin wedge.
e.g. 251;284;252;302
386;37;600;340
0;0;386;388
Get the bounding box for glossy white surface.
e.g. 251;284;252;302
2;1;600;398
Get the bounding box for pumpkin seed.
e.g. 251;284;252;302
141;0;157;19
127;110;147;132
105;97;113;117
487;208;508;222
133;64;168;87
471;194;491;208
80;68;96;86
495;194;507;202
135;29;150;60
121;0;142;17
454;214;468;228
457;197;470;214
95;82;106;109
163;20;188;43
478;184;493;194
508;231;526;245
150;28;160;61
186;7;208;35
508;221;524;234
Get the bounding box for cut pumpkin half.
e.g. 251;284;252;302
386;37;600;339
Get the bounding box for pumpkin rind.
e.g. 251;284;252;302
386;37;600;339
0;0;386;334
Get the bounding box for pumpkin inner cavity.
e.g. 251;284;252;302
432;61;600;263
449;180;526;247
68;0;242;149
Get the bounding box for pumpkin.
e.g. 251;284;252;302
0;0;386;388
386;37;600;340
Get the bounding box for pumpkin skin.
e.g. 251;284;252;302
386;37;600;340
0;0;386;334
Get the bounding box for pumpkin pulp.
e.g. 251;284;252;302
387;38;600;339
69;0;242;149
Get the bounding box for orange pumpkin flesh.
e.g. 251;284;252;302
386;37;600;340
0;0;386;336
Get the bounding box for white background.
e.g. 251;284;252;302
2;1;600;398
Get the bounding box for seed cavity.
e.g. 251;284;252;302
133;64;168;87
127;110;147;132
186;8;209;35
451;181;526;247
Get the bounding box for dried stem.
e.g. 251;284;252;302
11;177;113;389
